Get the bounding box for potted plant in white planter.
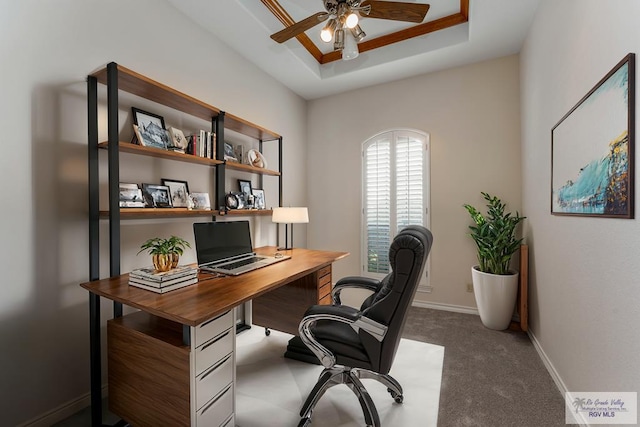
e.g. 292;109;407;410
464;192;525;330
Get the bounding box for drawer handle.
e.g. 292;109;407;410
200;384;232;415
200;354;231;381
200;311;230;329
201;330;230;351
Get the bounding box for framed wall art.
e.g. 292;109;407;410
551;53;635;218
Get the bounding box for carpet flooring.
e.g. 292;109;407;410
403;307;566;427
235;326;444;426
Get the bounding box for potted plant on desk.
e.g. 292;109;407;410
138;236;191;272
464;192;525;330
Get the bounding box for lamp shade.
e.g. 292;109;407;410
272;207;309;224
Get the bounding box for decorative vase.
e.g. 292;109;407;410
170;253;180;268
471;266;519;330
152;254;173;272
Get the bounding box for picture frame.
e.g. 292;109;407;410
551;53;635;218
131;107;170;150
161;178;190;208
238;179;252;196
141;183;173;208
252;188;266;209
189;192;211;210
167;127;188;151
224;141;238;162
118;183;145;208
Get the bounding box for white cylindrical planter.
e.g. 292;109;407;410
471;266;519;330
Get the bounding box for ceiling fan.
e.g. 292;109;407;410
270;0;430;60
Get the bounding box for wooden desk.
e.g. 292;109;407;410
80;247;348;426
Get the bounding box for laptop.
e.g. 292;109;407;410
193;221;289;275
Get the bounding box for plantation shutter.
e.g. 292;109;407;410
364;138;392;274
363;130;428;278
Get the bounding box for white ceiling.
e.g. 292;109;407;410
167;0;540;100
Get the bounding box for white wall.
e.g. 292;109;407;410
307;55;522;309
521;0;640;400
0;1;306;425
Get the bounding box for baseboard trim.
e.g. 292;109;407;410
412;300;479;315
19;385;108;427
527;330;587;427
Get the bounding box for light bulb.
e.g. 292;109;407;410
320;19;336;43
345;13;359;29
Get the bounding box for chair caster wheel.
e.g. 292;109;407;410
298;417;311;427
388;388;404;403
265;328;271;336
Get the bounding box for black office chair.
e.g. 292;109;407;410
290;226;433;427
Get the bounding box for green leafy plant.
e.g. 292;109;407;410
137;236;191;256
463;192;525;275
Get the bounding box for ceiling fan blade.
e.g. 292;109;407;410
270;11;330;43
362;1;430;23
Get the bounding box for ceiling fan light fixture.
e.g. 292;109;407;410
342;31;359;60
320;18;337;43
345;12;359;29
333;28;345;51
350;24;366;42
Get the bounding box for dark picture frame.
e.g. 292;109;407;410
224;141;238;162
161;178;190;208
141;183;172;208
238;179;252;196
132;107;170;150
551;53;635;218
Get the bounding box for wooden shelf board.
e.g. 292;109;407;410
98;142;223;166
90;63;281;141
225;161;280;176
219;209;273;216
100;208;218;219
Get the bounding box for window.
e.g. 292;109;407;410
362;130;430;284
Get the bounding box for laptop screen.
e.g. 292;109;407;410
193;221;253;265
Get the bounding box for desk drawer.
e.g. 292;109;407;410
197;384;233;427
195;310;233;348
196;353;233;410
318;265;331;278
318;272;332;288
195;329;233;377
319;282;332;300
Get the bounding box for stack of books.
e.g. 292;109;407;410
128;265;198;293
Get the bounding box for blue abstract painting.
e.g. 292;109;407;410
552;54;635;218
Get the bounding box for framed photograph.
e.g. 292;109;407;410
234;143;245;164
168;127;188;151
161;178;190;208
131;107;170;150
252;188;266;209
119;183;145;208
238;179;252;196
551;53;635;218
224;141;238;162
190;192;211;210
141;183;172;208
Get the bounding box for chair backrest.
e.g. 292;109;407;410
359;225;433;373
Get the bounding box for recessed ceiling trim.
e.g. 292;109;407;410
263;0;470;65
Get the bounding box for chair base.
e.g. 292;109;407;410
298;366;404;427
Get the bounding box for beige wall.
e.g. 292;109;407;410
0;1;306;425
521;0;640;402
307;55;522;310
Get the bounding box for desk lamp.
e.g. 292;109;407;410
272;207;309;250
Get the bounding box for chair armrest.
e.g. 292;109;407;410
299;305;388;368
332;276;381;305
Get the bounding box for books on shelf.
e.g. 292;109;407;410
130;265;197;281
128;265;198;293
129;277;198;293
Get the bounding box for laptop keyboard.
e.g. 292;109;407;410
222;256;266;270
